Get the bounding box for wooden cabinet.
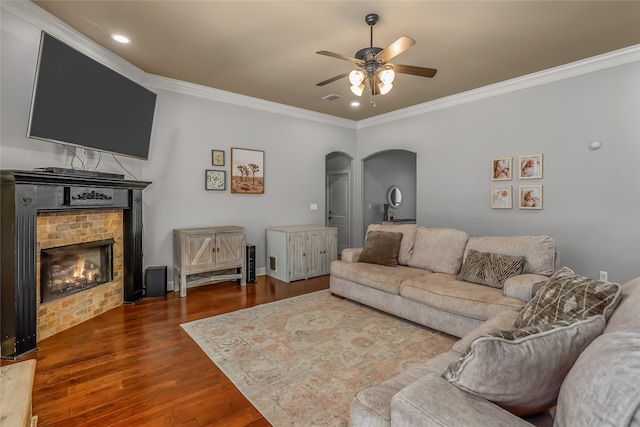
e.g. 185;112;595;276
266;226;337;282
173;226;246;297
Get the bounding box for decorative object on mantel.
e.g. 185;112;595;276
205;170;225;191
520;185;543;209
492;157;512;180
519;154;543;179
491;186;513;209
231;148;264;194
211;149;225;166
181;290;456;426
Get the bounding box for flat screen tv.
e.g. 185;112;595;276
28;32;157;160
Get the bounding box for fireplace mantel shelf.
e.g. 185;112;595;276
1;169;151;360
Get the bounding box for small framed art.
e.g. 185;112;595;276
519;154;543;179
491;157;512;181
491;186;512;209
205;170;226;191
212;150;225;166
231;148;264;194
519;185;542;209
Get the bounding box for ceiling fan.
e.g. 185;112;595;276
316;13;437;100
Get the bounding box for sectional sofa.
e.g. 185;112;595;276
329;224;639;425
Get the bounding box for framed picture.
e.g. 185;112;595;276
491;186;512;209
519;185;542;209
205;170;225;191
492;157;512;181
519;154;543;179
212;150;225;166
231;148;264;194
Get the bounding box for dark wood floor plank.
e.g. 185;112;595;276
2;275;328;426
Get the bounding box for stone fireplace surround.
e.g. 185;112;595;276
1;170;150;359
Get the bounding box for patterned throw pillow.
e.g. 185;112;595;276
456;249;526;289
515;267;622;328
442;315;606;416
358;231;403;267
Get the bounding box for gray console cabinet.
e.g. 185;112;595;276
173;226;246;297
266;226;338;282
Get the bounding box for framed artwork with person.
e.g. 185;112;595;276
492;157;512;181
519;185;543;209
519;154;543;179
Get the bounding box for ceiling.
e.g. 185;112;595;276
32;1;640;122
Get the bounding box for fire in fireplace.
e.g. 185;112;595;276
40;239;114;304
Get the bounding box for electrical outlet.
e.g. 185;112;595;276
599;271;608;281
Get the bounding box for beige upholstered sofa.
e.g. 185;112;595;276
330;224;640;426
330;224;557;338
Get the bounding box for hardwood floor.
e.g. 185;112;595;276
2;275;329;426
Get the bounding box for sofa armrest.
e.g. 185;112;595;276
503;274;549;302
391;374;533;427
341;248;363;263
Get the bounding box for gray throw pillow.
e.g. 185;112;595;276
457;249;526;289
358;231;403;267
442;315;606;416
515;266;622;328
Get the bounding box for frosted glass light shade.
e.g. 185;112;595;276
350;83;365;96
379;68;395;85
349;70;365;86
378;82;393;95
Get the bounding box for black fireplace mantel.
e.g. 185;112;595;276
1;169;151;359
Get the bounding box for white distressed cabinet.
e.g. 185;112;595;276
173;226;246;297
266;225;338;282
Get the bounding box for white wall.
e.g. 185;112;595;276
357;62;640;284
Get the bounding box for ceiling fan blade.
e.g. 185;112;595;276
393;64;438;78
316;72;350;87
375;36;416;63
316;51;364;66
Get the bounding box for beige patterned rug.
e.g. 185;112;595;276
181;290;457;426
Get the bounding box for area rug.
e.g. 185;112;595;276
181;290;457;426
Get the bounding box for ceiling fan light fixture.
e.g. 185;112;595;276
350;83;365;96
349;70;365;86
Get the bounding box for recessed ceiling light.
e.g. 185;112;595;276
111;34;130;44
350;101;360;107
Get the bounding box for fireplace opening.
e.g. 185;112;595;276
40;239;114;304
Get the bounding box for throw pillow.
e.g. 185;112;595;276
515;266;622;328
358;231;403;267
442;315;606;416
456;249;526;289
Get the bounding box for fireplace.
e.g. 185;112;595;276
40;239;114;304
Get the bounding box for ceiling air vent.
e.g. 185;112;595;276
322;94;343;101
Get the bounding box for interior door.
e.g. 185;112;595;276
328;173;350;254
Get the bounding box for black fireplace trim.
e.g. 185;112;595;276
1;169;151;360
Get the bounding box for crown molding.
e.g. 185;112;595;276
143;74;357;129
358;44;640;129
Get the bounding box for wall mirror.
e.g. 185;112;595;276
387;185;403;208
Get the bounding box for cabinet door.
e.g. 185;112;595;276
323;229;338;274
306;231;326;278
185;234;215;269
288;232;307;281
215;232;244;268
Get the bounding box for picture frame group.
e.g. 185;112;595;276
491;154;544;209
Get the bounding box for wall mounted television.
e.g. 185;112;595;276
27;32;157;160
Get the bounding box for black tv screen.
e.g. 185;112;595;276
28;32;157;160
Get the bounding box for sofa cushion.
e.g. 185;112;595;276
442;315;606;416
330;260;428;295
367;224;418;265
515;267;622;328
358;231;403;267
503;274;549;302
463;235;555;276
407;228;469;274
554;330;640;427
456;249;525;289
401;274;524;321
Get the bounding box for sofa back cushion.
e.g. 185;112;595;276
367;224;418;265
463;235;555;276
407;227;469;274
